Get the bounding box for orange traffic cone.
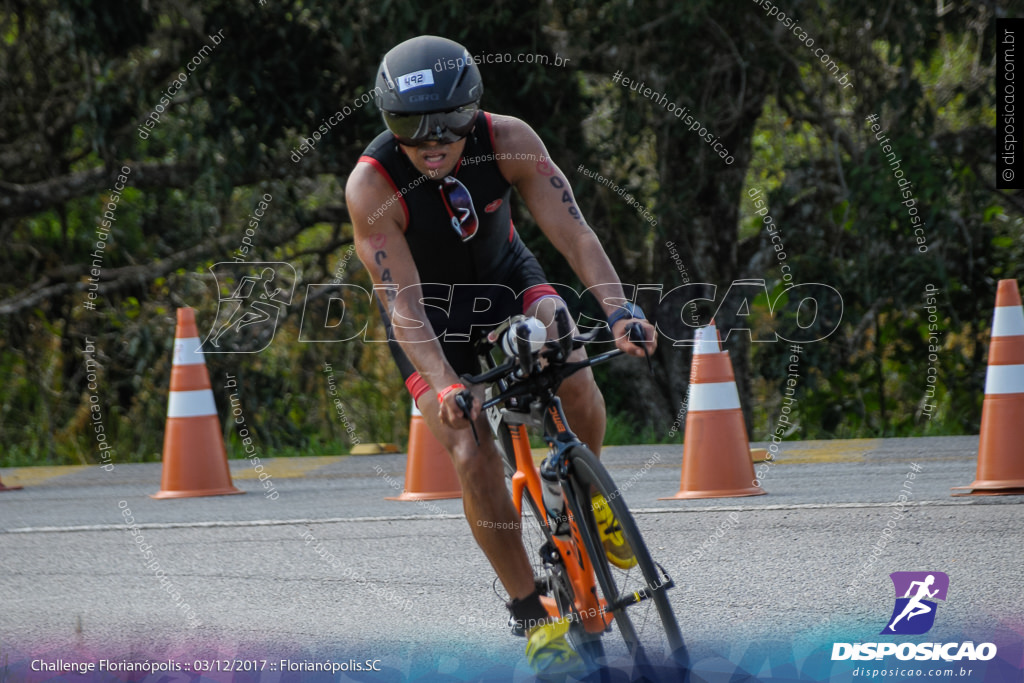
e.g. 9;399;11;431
0;473;22;491
661;322;766;500
152;308;244;499
953;279;1024;496
386;400;462;501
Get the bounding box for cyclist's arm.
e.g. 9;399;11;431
345;162;479;426
490;115;656;355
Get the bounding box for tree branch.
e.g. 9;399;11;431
0;205;351;316
0;159;351;220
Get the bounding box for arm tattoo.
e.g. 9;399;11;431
368;234;397;307
549;175;584;224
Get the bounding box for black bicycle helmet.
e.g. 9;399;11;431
375;35;483;145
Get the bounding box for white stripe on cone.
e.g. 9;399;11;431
992;305;1024;337
173;337;205;365
694;323;721;355
984;364;1024;395
167;389;218;418
688;381;741;411
412;401;422;417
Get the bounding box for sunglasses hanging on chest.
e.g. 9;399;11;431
439;176;479;242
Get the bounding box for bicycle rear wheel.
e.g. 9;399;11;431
564;444;688;676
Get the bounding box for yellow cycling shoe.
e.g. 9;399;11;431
525;616;583;676
591;492;637;569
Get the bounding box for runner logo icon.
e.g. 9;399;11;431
881;571;949;635
201;262;296;353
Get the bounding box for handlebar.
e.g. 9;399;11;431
459;309;653;416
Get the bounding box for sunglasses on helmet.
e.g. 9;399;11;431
383;104;479;146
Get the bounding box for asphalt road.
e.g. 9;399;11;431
1;436;1022;682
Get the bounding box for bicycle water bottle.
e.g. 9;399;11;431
539;456;570;538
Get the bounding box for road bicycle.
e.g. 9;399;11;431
456;308;687;677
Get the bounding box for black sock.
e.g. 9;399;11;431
507;590;550;632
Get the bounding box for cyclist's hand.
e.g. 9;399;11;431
613;318;658;357
439;384;481;429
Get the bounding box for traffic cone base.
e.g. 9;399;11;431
152;418;244;499
952;396;1024;496
153;308;243;499
970;396;1024;489
0;474;23;491
952;487;1024;496
661;410;765;500
387;401;461;501
954;279;1024;497
350;443;400;455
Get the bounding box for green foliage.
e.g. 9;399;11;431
0;0;1019;467
603;412;674;447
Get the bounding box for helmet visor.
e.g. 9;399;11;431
384;105;479;146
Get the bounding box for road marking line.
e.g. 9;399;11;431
3;498;1010;535
0;466;90;487
770;438;881;464
231;455;344;479
3;514;468;534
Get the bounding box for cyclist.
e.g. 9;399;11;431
346;35;657;673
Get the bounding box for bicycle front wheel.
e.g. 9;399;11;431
565;445;687;675
493;424;607;668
